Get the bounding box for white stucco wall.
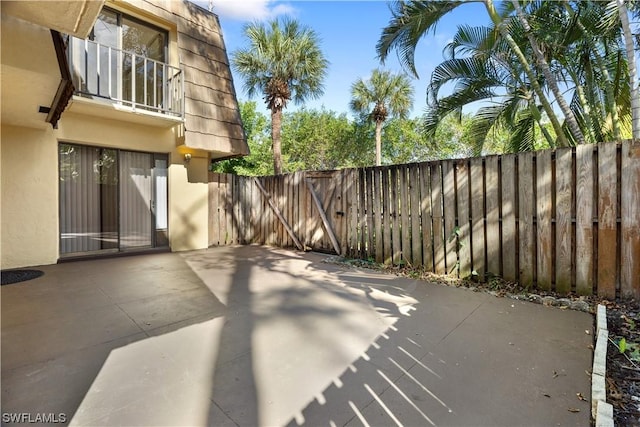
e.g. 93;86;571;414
1;125;60;268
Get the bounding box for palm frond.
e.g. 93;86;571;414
377;0;465;77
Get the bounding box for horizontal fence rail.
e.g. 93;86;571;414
209;141;640;299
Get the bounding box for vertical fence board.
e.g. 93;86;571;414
555;148;573;293
410;165;423;267
431;164;445;274
244;177;251;244
518;152;535;287
262;177;269;245
485;156;500;277
255;178;262;244
244;177;252;245
228;176;233;244
236;176;243;244
271;177;278;246
284;176;290;246
215;173;222;246
245;176;251;243
208;173;220;246
219;174;227;245
358;169;366;258
264;177;271;245
348;169;358;257
222;174;230;244
373;168;384;262
245;177;251;243
391;168;402;265
621;141;640;298
228;175;235;244
501;155;517;281
399;166;411;264
235;175;242;243
278;176;286;245
236;176;244;244
382;168;393;264
263;177;271;245
420;163;434;271
295;173;302;248
258;177;265;245
331;174;340;251
284;175;291;247
294;173;302;248
598;142;618;298
470;158;485;281
575;145;594;294
319;178;330;251
536;151;552;290
339;170;348;253
212;174;220;245
364;169;374;259
251;178;259;244
456;161;471;278
442;161;457;276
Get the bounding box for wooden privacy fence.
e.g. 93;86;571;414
209;141;640;299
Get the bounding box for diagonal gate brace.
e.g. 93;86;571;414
253;178;305;251
305;178;342;256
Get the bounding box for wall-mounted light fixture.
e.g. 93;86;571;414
184;153;192;163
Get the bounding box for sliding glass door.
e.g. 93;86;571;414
59;143;168;256
119;151;152;249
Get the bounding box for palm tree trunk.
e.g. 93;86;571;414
375;120;383;166
271;108;283;175
482;0;570;148
510;0;586;145
618;0;640;139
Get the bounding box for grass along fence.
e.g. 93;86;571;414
209;140;640;299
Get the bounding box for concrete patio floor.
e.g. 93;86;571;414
2;245;593;426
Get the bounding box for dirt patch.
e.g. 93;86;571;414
603;299;640;426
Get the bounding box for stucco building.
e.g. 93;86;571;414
1;0;248;268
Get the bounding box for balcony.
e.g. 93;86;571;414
67;37;184;119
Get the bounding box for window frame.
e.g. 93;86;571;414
90;7;168;63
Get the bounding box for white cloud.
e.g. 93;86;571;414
208;0;296;21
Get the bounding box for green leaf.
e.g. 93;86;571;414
619;337;627;353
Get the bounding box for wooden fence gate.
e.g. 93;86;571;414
208;170;352;254
209;141;640;299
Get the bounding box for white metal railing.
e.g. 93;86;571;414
68;37;184;118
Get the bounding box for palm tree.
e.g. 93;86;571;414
612;0;640;138
350;69;414;165
423;23;556;153
509;0;586;145
232;18;328;175
377;0;578;147
377;0;636;149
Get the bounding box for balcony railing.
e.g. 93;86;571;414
68;37;184;118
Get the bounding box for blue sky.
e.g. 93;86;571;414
199;1;488;118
